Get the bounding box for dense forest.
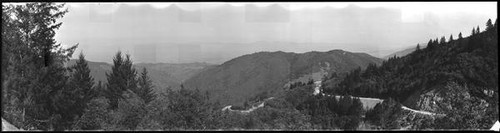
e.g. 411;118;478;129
323;18;498;129
2;3;497;130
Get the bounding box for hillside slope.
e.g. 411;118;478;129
183;50;383;106
66;60;212;93
383;44;427;60
324;24;498;129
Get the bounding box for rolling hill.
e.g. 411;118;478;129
183;49;383;106
66;60;213;93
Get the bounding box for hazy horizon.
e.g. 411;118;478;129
47;2;496;64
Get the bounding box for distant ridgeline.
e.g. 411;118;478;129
323;19;498;129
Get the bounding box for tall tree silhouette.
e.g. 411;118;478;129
458;32;463;39
105;51;138;110
486;19;493;31
58;53;95;129
135;68;156;104
440;36;446;44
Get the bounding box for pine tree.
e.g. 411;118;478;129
136;67;156;104
427;39;434;49
494;18;497;28
416;44;421;51
440;36;446;44
106;51;138;109
458;32;463;39
449;34;453;42
476;26;480;34
486;19;493;31
59;52;95;129
2;3;78;130
472;27;476;35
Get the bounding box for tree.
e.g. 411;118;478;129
135;68;156;105
472;27;476;35
2;3;78;130
57;53;96;129
416;44;421;51
440;36;446;44
105;51;138;110
486;19;493;31
433;38;439;45
427;39;434;49
449;34;453;42
476;26;480;34
458;32;463;39
494;18;497;28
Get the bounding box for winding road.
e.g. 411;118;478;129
221;80;441;116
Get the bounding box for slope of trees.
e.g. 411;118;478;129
324;19;498;129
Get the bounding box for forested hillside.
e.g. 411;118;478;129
323;19;498;129
184;50;382;106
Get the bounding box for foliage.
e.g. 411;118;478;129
2;3;78;130
105;52;138;110
365;98;403;129
134;68;156;104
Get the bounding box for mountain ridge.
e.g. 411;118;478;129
183;49;383;106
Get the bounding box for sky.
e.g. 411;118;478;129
46;2;497;64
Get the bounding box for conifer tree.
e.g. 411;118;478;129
486;19;493;31
2;3;78;130
440;36;446;44
476;26;480;34
459;32;463;39
472;27;476;35
433;38;439;45
58;52;95;129
136;67;156;104
449;34;453;42
494;18;497;28
427;39;434;49
105;51;138;109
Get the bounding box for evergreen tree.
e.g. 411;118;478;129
105;51;138;110
433;38;439;45
459;32;463;39
440;36;446;44
136;67;156;104
476;26;480;34
2;3;78;130
449;34;453;42
486;19;493;31
427;39;434;49
416;44;421;51
59;52;95;129
472;27;476;35
494;18;497;28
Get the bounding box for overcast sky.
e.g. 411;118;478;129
51;2;497;64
